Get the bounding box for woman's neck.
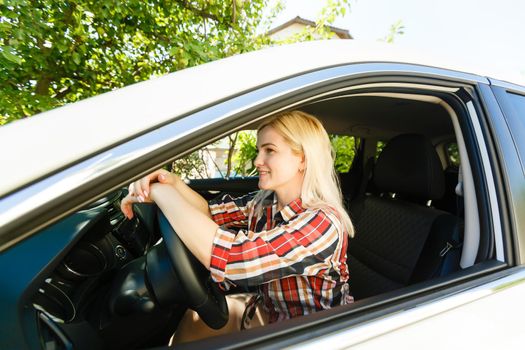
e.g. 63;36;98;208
275;188;301;211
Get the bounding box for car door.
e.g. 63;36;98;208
176;68;523;349
0;60;522;349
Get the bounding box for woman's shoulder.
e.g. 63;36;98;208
302;205;341;222
302;205;343;228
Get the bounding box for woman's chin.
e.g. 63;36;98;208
258;180;270;190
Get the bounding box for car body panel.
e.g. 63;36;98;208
478;83;525;264
290;268;525;349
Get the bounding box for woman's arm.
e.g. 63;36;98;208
150;183;218;269
123;169;211;219
171;174;211;218
209;208;344;287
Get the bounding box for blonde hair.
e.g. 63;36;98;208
255;110;354;237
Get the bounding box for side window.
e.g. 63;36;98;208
330;135;358;173
171;132;359;179
375;140;386;160
446;142;461;168
171;130;257;180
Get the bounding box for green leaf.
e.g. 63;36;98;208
1;0;272;122
72;52;81;65
1;46;23;64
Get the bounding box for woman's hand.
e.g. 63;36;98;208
129;169;178;201
121;169;179;219
120;193;142;219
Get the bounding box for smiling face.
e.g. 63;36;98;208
255;126;305;205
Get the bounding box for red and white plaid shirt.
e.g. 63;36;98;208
209;192;352;323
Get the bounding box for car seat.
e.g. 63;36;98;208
347;134;462;300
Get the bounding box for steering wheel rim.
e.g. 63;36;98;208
157;209;228;329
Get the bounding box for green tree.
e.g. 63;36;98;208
330;135;356;173
170;149;209;179
380;19;405;43
232;130;257;176
446;142;460;167
272;0;352;43
0;0;272;124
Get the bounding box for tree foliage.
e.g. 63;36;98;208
272;0;352;43
170;149;209;179
2;0;381;179
446;142;460;167
330;135;356;173
0;0;271;124
233;130;257;176
380;19;405;43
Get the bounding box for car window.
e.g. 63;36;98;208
503;92;525;160
173;132;358;179
330;135;357;173
446;142;461;168
375;140;386;160
171;131;257;179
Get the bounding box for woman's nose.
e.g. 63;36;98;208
254;152;262;167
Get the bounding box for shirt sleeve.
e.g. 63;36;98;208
209;208;343;288
208;192;256;227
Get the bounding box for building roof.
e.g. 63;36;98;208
267;16;353;39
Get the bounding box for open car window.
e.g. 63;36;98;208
175;132;358;181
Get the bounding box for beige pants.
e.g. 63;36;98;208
171;293;268;344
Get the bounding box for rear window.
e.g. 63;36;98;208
446;142;460;167
330;135;357;173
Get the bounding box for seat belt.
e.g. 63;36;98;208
436;166;465;276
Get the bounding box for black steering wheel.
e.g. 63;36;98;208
155;208;229;329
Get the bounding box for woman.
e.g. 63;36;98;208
121;110;354;343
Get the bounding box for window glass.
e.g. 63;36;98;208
446;142;461;167
375;140;386;160
170;132;358;179
170;131;257;180
330;135;357;173
505;92;525;158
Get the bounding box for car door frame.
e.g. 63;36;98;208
0;62;520;349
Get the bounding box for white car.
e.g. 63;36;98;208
1;40;525;349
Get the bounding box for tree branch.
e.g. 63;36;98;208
203;147;225;178
35;75;52;96
54;86;72;100
175;0;224;24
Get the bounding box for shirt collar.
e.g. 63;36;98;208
277;197;305;222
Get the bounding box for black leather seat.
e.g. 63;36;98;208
348;134;462;300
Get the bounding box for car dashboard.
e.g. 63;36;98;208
29;190;179;349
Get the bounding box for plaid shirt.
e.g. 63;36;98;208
209;192;352;323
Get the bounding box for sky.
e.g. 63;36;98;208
268;0;525;76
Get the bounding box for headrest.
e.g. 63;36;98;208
373;134;445;200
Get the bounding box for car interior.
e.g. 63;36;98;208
29;82;495;349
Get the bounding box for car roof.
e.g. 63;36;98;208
1;40;523;197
